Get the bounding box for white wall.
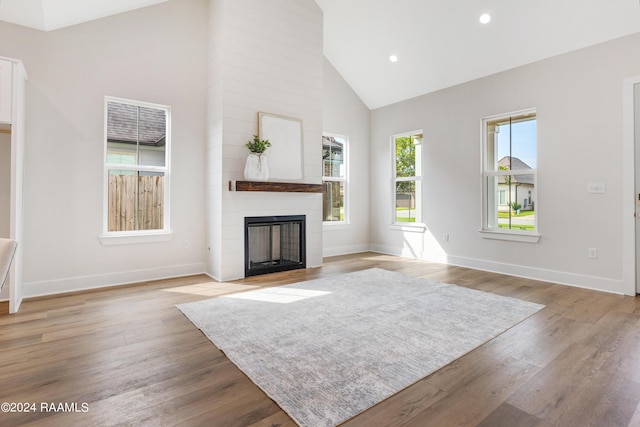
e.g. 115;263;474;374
0;131;9;239
206;0;324;281
2;0;634;299
322;59;371;256
370;32;640;294
0;0;208;297
0;131;9;301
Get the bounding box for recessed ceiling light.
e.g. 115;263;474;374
479;13;491;24
389;54;398;63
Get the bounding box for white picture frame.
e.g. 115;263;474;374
258;112;303;181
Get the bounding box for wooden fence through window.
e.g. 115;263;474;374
108;175;164;231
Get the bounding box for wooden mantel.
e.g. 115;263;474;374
229;180;324;193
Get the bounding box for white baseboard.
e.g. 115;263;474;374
369;244;626;295
204;271;221;282
446;254;626;295
323;244;371;258
22;262;207;299
15;245;628;300
369;244;432;261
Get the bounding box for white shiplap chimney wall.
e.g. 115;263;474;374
206;0;324;281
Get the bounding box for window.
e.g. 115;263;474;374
393;131;422;224
322;134;347;223
104;97;170;235
499;189;507;205
481;109;537;240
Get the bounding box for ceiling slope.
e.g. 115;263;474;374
1;0;639;108
316;0;640;109
0;0;168;31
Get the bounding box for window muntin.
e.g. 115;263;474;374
322;134;347;223
482;110;536;234
393;132;422;224
104;97;170;234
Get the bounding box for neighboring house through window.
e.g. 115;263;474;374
481;109;538;240
104;97;170;235
322;134;347;223
393;131;422;224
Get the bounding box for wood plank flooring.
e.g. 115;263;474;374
1;252;639;426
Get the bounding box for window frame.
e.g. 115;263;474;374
100;96;172;244
322;133;349;226
391;130;424;228
479;108;540;243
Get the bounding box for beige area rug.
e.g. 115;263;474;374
177;268;544;427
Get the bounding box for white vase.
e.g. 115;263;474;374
244;153;269;181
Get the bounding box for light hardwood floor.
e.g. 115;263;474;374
1;252;639;426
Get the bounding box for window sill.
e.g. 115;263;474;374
99;231;173;246
477;229;541;243
390;223;427;233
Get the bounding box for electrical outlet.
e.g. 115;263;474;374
183;240;190;249
443;233;449;242
587;183;605;194
588;248;597;259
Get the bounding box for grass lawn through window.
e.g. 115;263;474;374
498;210;535;230
396;207;417;223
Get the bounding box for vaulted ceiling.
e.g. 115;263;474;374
1;0;639;109
317;0;640;109
0;0;169;32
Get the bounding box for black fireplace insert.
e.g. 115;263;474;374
244;215;306;277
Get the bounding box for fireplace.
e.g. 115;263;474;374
244;215;306;277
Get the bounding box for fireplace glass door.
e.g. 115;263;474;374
245;215;306;277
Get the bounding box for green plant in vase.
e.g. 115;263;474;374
246;135;271;154
244;135;271;181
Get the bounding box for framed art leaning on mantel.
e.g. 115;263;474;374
258;112;303;181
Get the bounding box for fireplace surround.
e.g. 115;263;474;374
244;215;306;277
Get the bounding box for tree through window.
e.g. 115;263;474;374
482;110;537;234
322;134;347;223
393;131;422;224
